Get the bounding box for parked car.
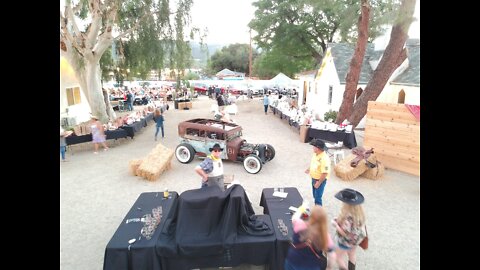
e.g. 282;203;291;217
175;118;276;174
228;85;248;95
193;83;208;95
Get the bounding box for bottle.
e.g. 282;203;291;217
163;188;169;198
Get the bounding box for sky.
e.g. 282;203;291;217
190;0;256;45
190;0;420;45
60;0;419;45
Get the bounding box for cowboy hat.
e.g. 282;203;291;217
91;115;99;120
209;143;224;152
309;139;327;151
334;188;364;205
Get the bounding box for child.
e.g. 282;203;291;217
153;108;165;141
332;188;367;270
284;204;336;270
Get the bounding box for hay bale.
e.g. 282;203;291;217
129;159;143;176
334;153;377;181
136;143;174;181
361;161;385;180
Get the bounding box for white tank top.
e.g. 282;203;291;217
209;159;223;177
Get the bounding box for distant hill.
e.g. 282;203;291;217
190;42;225;68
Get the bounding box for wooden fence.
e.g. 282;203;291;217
363;101;420;176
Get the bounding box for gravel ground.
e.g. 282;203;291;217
60;96;420;270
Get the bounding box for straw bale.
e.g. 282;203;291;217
361;160;385;180
334;153;378;181
129;159;143;176
136;143;174;181
84;123;92;134
73;125;82;136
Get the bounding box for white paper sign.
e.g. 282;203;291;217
272;191;288;198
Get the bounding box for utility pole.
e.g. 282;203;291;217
249;29;252;79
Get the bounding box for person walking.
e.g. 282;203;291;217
284;205;335;270
90;115;109;154
153;108;165;141
126;90;133;111
305;139;330;206
263;94;269;115
60;127;73;162
332;188;367;270
195;143;225;191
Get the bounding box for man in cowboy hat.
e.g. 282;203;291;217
305;139;331;206
195;143;225;191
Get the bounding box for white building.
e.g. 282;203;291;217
60;56;92;127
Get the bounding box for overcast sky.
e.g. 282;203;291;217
190;0;420;45
60;0;419;45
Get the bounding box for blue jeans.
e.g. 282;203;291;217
155;125;164;138
264;105;268;113
312;178;327;206
60;145;66;160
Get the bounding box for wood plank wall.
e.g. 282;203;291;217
364;101;420;176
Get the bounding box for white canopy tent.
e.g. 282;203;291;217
269;72;293;86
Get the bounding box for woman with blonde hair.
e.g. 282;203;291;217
332;188;367;270
90;115;109;154
284;204;335;270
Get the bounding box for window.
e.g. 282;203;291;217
398;90;406;104
66;87;81;105
328;85;333;105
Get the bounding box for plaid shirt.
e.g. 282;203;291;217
199;157;214;174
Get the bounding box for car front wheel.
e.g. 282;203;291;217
243;155;262;174
175;143;195;163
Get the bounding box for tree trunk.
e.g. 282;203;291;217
102;88;116;120
85;60;113;123
336;0;370;125
348;0;416;127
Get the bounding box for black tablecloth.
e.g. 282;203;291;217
120;114;153;138
103;192;179;270
156;185;276;270
66;129;130;145
307;128;357;149
157;215;276;270
260;187;304;270
104;186;279;270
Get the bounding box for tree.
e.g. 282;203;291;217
249;0;398;64
336;0;370;124
253;46;316;79
347;0;416;127
209;44;259;76
60;0;195;122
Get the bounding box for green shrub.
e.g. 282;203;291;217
324;110;337;122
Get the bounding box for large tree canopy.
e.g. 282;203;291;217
253;46;316;79
249;0;399;64
209;44;259;76
60;0;196;122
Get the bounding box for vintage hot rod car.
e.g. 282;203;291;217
175;118;275;174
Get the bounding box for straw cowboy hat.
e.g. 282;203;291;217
334;188;365;205
309;138;327;151
209;143;224;152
